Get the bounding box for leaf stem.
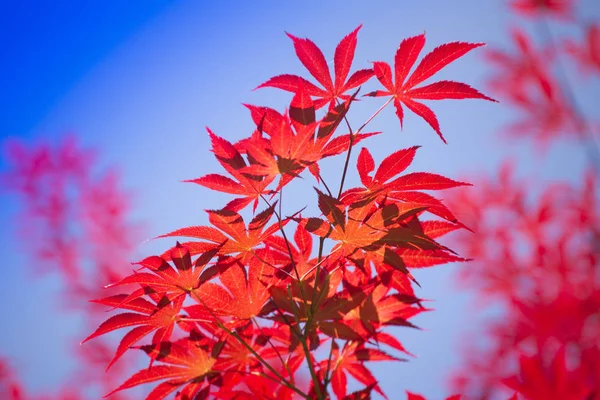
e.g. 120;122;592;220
322;338;337;393
251;316;293;382
337;98;393;197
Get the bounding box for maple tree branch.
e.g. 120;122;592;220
322;338;337;393
273;290;324;400
337;97;393;197
318;171;334;197
259;193;303;282
251;317;294;382
300;246;341;281
259;191;313;327
300;336;324;400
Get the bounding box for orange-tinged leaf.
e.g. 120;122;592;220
420;220;462;239
357;147;375;187
374;146;420;184
397;249;469;268
106;340;216;398
387;172;470;191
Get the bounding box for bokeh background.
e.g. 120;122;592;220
1;1;599;398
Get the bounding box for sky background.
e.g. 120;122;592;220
1;1;599;398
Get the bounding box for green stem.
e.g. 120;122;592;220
251;317;294;383
322;338;337;392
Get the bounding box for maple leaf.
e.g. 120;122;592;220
265;223;319;278
220;369;298;400
342;385;376;400
419;220;462;239
243;90;380;184
485;29;555;100
159;203;284;263
105;244;216;310
256;25;374;109
83;293;185;370
344;279;426;339
304;194;437;262
190;257;271;320
269;273;369;330
365;33;496;142
342;146;469;225
503;348;594;400
186;129;275;212
105;339;216;399
322;341;402;399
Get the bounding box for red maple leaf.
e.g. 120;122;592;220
243;90;379;184
106;338;216;399
82;293;185;370
341;146;470;225
190;256;271;320
186;129;275;212
503;348;594;400
159;203;285;262
322;341;401;399
365;33;496;142
257;25;374;109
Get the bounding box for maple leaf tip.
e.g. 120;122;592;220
80;336;92;345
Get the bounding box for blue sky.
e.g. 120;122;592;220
1;1;598;398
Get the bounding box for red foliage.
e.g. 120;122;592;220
9;6;599;398
364;34;496;143
448;166;600;399
444;3;600;398
485;29;582;148
565;23;600;75
510;0;575;20
1;137;140;399
0;359;23;400
256;25;374;110
80;27;493;399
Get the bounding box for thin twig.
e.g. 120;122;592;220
337;98;393;197
251;316;293;382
